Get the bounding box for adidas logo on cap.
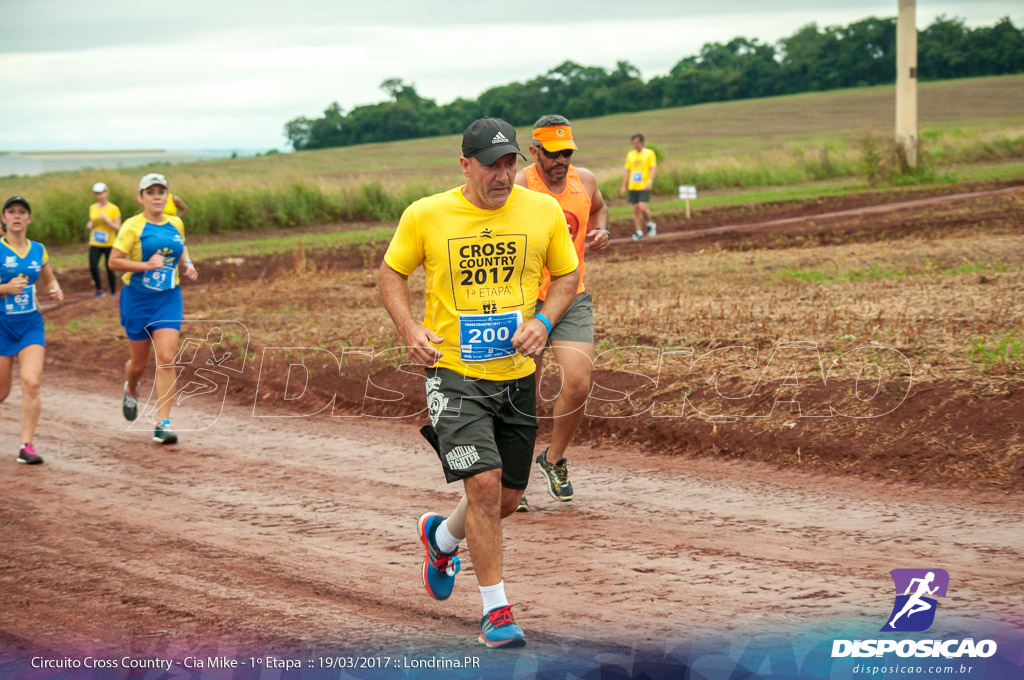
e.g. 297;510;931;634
462;117;523;163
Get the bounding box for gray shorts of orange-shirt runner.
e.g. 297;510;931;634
536;291;594;345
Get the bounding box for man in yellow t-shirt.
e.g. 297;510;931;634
86;181;122;298
619;133;658;240
380;117;578;648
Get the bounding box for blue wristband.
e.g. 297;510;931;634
534;312;552;334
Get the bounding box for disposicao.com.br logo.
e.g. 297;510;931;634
883;568;949;632
831;569;998;660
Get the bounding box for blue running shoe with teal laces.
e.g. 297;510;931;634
417;512;460;601
478;604;526;648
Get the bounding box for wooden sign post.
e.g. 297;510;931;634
896;0;918;168
678;185;697;219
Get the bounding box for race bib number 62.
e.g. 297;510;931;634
4;284;36;315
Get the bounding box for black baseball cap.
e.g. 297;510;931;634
461;117;526;165
3;196;30;214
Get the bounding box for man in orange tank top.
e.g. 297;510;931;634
514;115;608;511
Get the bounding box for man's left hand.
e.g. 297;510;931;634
587;228;610;253
512;318;549;358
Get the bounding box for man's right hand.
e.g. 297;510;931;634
403;322;444;365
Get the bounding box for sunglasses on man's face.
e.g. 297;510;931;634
540;147;573;160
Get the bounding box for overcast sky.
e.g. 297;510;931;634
2;0;1019;151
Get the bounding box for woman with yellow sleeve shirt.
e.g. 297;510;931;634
109;174;198;445
86;181;121;298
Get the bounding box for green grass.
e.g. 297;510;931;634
967;325;1024;373
605;158;1024;222
606;179;868;221
956;161;1024;182
191;228;395;260
5;74;1023;246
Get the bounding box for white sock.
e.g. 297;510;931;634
479;581;509;614
435;519;461;554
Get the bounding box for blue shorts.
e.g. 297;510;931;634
0;312;45;356
120;283;184;341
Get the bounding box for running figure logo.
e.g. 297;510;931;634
881;568;949;632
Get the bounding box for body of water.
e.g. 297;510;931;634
0;150;242;177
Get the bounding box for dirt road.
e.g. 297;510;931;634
1;369;1020;661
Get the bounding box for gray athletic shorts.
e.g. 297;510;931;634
628;190;651;204
536;291;594;344
425;367;537;490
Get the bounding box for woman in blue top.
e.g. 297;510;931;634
109;174;198;445
0;196;65;465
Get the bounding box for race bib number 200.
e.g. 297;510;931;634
459;311;523;362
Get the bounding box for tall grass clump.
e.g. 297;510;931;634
12;178;446;245
857;133;955;186
921;125;1024;165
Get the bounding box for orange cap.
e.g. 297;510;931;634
532;125;578;152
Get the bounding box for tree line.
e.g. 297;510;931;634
284;16;1023;151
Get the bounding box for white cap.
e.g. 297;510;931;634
138;173;168;191
92;182;108;193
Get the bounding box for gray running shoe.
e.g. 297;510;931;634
122;381;139;421
535;448;574;501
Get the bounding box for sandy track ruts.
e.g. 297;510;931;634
0;369;1021;658
608;185;1024;245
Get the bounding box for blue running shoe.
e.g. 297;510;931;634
417;512;460;601
479;604;526;648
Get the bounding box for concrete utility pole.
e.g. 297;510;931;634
895;0;918;167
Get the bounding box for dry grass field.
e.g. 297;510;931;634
41;181;1024;487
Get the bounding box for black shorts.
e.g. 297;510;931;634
425;367;537;490
627;190;651;204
